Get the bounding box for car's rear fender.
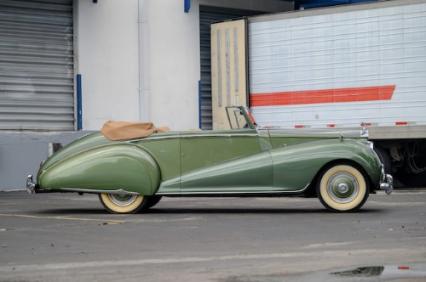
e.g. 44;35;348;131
38;144;160;195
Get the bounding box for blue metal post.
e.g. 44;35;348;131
198;80;202;129
184;0;191;13
296;0;377;9
76;74;83;130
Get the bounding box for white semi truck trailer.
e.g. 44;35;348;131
211;0;426;187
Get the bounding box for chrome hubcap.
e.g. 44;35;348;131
327;172;359;204
337;183;350;194
108;194;138;207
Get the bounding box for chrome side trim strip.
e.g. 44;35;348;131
57;188;139;195
141;133;258;141
156;184;310;196
179;134;258;138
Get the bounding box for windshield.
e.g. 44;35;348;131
225;106;256;129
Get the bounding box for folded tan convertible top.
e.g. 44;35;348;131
101;121;169;141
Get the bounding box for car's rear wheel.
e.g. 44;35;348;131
317;164;369;212
99;193;145;214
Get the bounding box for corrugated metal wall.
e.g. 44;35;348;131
0;0;74;130
199;6;259;130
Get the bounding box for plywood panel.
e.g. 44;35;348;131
211;19;248;130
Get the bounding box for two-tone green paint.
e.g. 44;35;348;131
37;122;382;197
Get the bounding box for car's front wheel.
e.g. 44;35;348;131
99;193;146;214
317;164;369;212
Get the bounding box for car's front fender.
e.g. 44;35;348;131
38;144;160;195
271;139;382;191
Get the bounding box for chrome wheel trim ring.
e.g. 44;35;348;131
326;172;359;204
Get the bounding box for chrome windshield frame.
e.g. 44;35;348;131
225;106;256;130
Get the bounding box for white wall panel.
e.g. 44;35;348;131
77;0;139;130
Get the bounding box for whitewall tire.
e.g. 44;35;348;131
317;164;369;212
99;193;145;214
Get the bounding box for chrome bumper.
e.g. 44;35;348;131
380;174;393;195
26;174;37;194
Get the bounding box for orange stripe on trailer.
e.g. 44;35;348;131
250;85;395;107
395;121;408;126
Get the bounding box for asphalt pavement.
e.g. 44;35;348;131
0;190;425;282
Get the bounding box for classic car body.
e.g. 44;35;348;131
27;106;393;213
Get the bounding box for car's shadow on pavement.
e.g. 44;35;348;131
146;207;384;214
33;207;384;215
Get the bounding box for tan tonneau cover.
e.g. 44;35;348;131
101;121;169;141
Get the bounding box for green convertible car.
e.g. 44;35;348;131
26;106;393;213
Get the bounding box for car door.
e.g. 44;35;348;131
179;128;273;193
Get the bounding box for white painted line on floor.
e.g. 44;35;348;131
0;248;423;273
0;213;201;224
0;213;124;224
302;241;357;249
367;201;426;206
392;190;426;195
129;216;202;223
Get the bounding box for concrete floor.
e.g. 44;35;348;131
0;191;425;282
